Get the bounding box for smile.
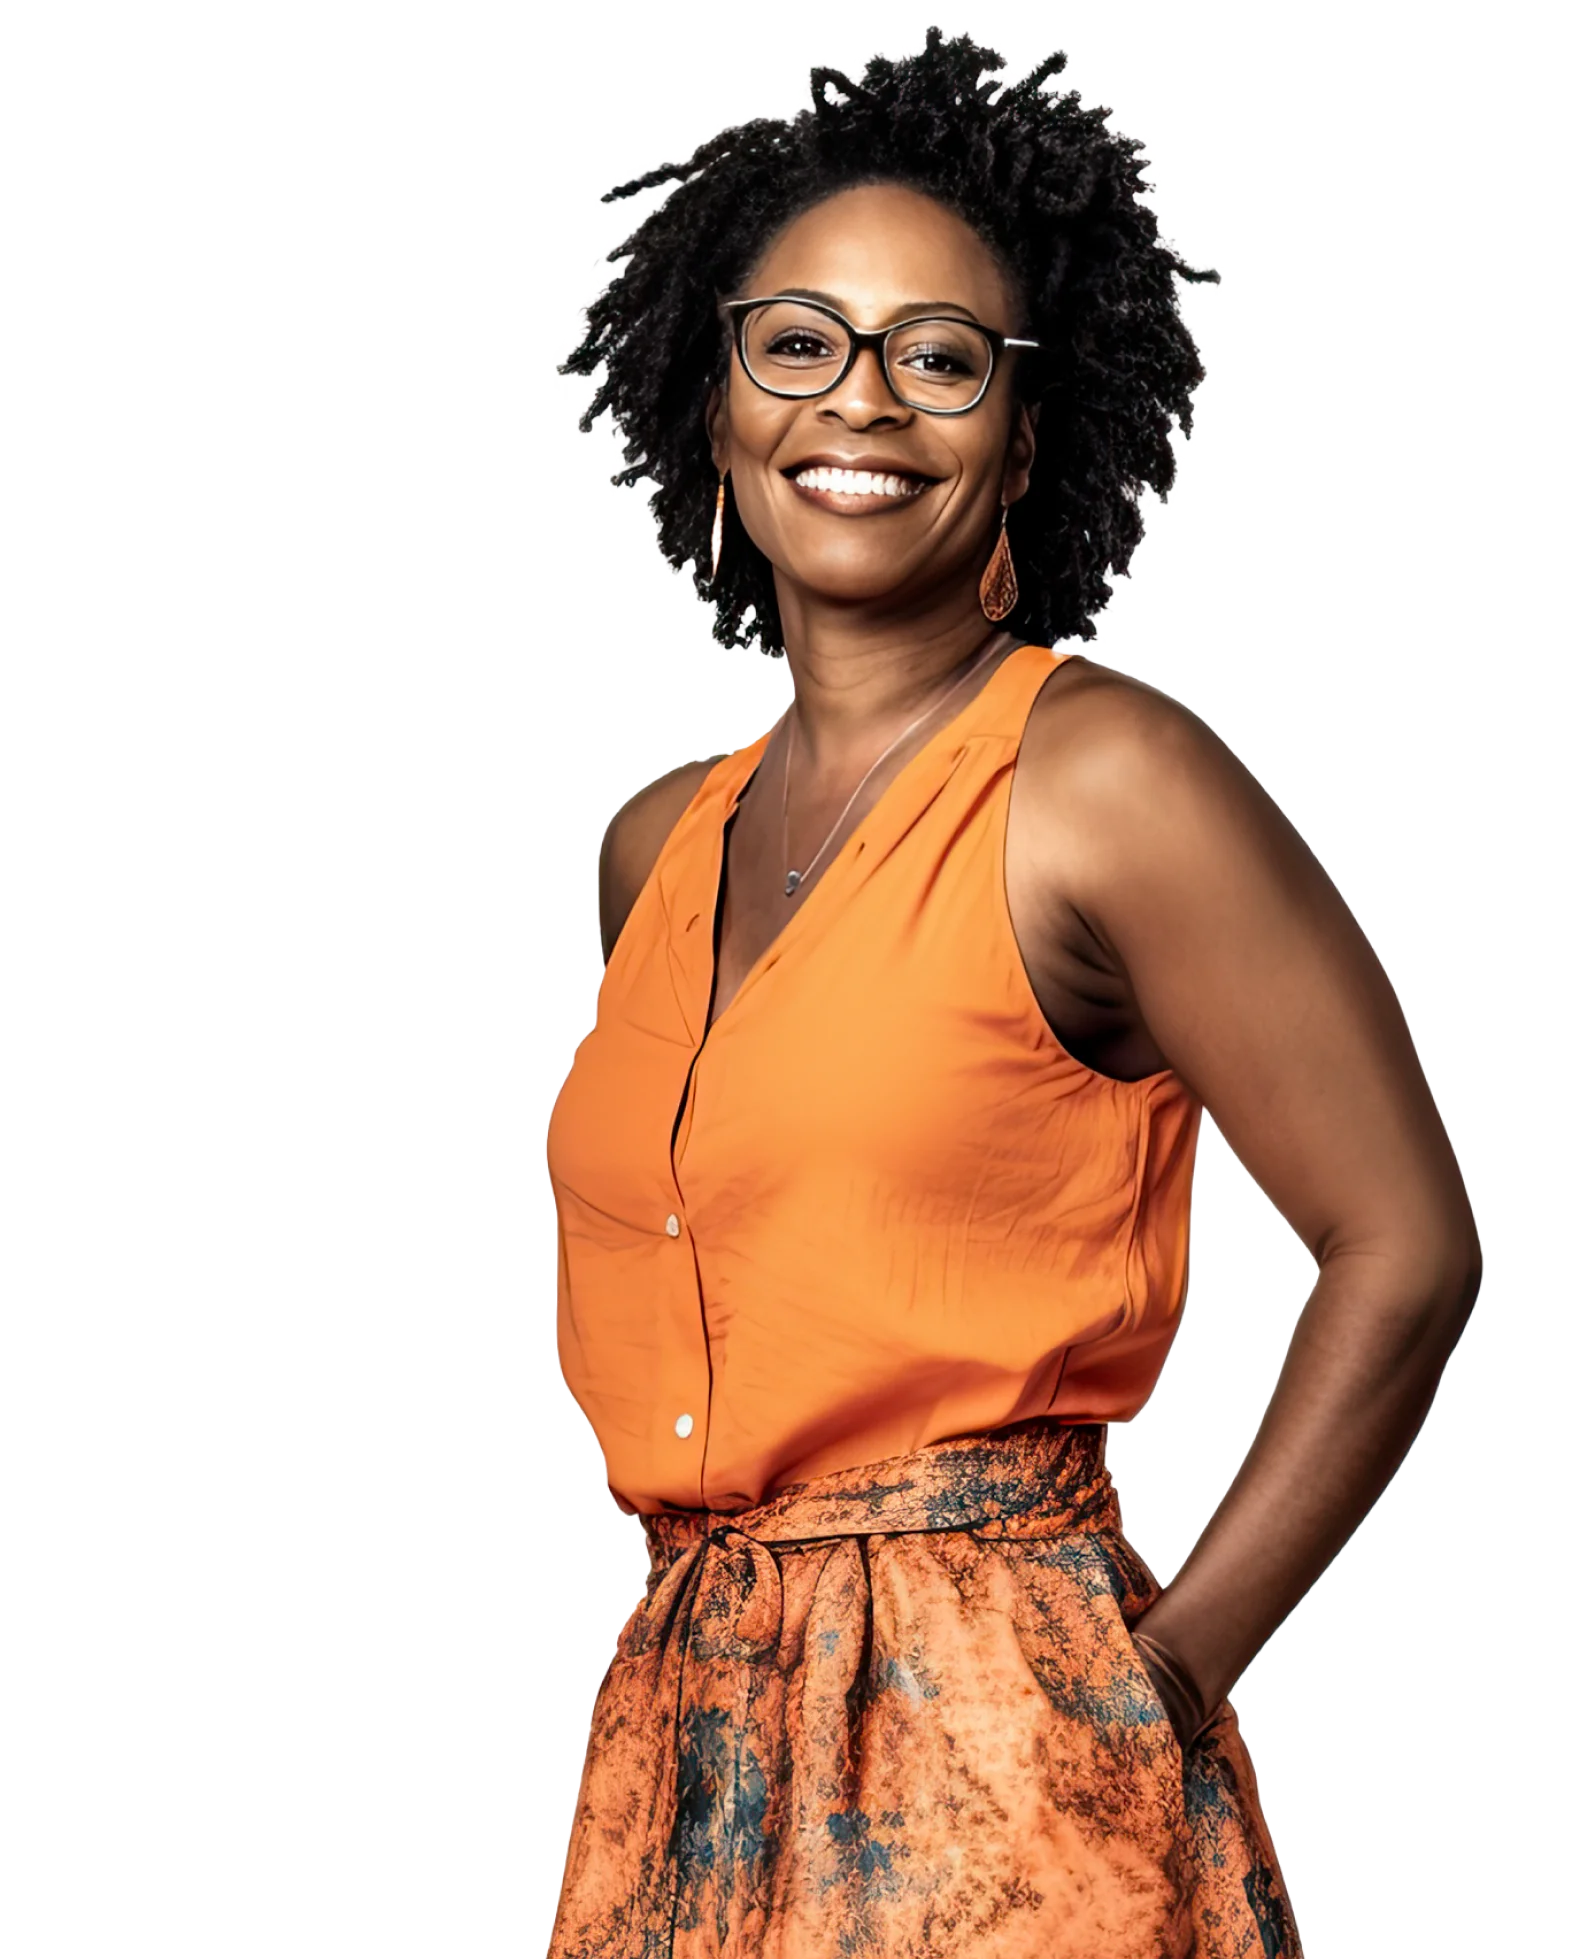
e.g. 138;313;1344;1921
786;464;935;510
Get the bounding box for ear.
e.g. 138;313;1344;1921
705;384;729;475
1001;400;1038;508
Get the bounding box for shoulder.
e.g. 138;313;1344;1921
1021;653;1278;844
598;755;729;961
1015;653;1314;930
1018;658;1230;858
1025;654;1236;788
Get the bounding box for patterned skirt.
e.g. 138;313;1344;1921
547;1418;1302;1958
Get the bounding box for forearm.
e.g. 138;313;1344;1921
1133;1241;1481;1722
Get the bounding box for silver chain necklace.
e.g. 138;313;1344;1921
778;632;1006;898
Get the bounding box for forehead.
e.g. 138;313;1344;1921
746;183;1015;328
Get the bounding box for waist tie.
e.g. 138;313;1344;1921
637;1416;1119;1669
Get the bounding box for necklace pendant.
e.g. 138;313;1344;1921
784;870;802;897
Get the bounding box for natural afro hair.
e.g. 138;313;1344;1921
561;28;1218;656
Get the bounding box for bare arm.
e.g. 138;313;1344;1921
1048;679;1481;1729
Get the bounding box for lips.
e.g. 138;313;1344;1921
783;458;940;489
782;458;939;512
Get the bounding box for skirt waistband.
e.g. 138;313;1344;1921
640;1416;1119;1578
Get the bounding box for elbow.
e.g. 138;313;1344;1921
1435;1197;1483;1317
1321;1208;1483;1359
1452;1227;1483;1330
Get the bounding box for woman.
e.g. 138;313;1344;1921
545;31;1480;1957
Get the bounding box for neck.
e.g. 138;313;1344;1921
772;577;1012;770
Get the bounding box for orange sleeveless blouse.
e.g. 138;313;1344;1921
546;643;1202;1517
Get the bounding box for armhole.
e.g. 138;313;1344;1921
595;748;724;963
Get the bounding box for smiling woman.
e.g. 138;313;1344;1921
561;31;1216;656
704;182;1047;634
544;27;1479;1959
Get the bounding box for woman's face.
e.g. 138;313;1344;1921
708;182;1036;619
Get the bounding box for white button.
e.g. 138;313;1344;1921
674;1412;694;1438
664;1213;680;1237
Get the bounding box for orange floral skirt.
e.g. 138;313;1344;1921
548;1418;1302;1958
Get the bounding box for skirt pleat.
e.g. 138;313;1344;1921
548;1419;1302;1959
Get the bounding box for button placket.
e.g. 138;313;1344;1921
663;806;743;1506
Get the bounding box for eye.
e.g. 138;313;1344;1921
763;328;840;363
892;337;977;377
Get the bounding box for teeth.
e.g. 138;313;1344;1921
792;466;926;498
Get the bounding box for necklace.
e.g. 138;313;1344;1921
778;631;1007;898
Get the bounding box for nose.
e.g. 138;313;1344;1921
820;341;909;428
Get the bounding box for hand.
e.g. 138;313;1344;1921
1130;1628;1211;1756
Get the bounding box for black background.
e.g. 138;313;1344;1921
529;19;1559;1959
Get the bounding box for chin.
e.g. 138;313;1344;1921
777;543;930;609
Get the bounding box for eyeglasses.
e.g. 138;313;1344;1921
719;294;1041;416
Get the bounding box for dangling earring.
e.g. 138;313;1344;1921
979;504;1018;622
710;471;728;583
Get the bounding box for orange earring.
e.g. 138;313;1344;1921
710;472;727;583
979;505;1018;622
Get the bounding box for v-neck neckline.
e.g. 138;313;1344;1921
695;641;1052;1043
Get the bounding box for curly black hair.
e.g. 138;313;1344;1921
561;28;1218;657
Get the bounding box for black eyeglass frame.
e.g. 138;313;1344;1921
718;294;1042;417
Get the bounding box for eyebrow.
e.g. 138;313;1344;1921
772;287;983;326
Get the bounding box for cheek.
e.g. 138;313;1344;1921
721;370;794;466
720;404;793;538
945;435;1005;504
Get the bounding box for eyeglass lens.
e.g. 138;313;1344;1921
739;301;993;410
